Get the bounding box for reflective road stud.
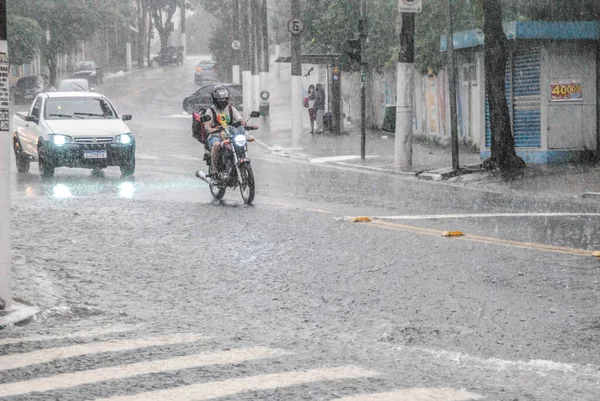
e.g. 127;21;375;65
442;231;465;237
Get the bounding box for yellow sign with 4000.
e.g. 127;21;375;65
551;80;582;102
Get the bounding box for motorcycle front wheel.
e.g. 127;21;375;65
239;164;255;205
208;165;226;200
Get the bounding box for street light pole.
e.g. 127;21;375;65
290;0;302;148
241;0;252;117
180;0;186;57
232;0;240;84
0;0;12;309
446;0;460;171
360;0;366;161
394;11;415;170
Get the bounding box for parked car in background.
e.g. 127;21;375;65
152;46;184;66
12;92;136;177
183;83;243;114
72;61;103;84
57;79;92;92
14;75;47;105
194;61;218;85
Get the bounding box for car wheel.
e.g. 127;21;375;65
38;145;55;178
120;154;135;176
13;139;30;173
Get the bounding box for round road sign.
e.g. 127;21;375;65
232;40;241;50
287;18;305;35
260;90;270;100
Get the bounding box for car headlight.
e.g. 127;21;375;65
51;134;72;146
90;71;96;76
115;134;133;144
234;134;247;147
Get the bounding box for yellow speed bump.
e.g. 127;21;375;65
350;216;372;223
593;251;600;258
442;231;465;237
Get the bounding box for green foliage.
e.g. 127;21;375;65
7;15;43;66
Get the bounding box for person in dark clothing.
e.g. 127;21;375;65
314;83;326;133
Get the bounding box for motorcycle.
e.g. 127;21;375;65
195;111;260;205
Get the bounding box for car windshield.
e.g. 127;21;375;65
58;80;90;91
45;97;117;120
75;62;95;71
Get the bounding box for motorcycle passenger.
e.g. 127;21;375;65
203;85;250;181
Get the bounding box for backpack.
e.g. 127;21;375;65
192;108;207;143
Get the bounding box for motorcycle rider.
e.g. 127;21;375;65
201;85;253;181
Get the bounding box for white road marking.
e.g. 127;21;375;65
332;388;483;401
135;154;160;160
370;212;600;220
93;366;377;401
0;325;140;346
165;113;191;119
168;154;201;161
0;347;291;397
0;333;205;371
310;155;378;164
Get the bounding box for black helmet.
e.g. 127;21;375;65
211;85;230;110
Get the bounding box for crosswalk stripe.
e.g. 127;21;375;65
93;366;377;401
0;347;291;397
330;388;483;401
0;325;140;346
0;333;205;371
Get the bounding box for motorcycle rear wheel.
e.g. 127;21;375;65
208;165;226;200
239;164;255;205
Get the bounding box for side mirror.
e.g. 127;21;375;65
250;111;261;118
122;114;132;121
25;115;37;123
200;114;212;123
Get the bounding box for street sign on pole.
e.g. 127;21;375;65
398;0;422;13
232;40;241;50
287;18;304;35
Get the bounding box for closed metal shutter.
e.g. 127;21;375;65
485;57;512;148
485;44;541;148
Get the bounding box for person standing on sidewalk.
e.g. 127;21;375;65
307;84;317;134
314;83;326;134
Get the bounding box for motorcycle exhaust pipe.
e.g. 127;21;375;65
195;170;213;185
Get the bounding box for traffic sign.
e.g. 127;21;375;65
260;90;270;100
287;18;305;35
231;40;241;50
398;0;422;13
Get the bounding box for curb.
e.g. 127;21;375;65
0;301;40;328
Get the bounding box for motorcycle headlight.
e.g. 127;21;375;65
51;134;72;146
116;134;133;144
234;134;247;147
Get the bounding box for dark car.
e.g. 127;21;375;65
14;75;47;105
72;61;103;85
194;61;218;85
182;83;243;114
153;46;184;66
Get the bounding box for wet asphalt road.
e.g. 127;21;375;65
2;57;600;401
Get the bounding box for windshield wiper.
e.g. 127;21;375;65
48;113;84;119
73;112;112;118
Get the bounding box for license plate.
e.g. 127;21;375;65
84;150;107;159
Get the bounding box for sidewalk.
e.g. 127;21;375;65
256;74;600;202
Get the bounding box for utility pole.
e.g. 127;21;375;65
446;0;459;170
260;0;270;130
394;1;419;170
232;0;240;84
241;0;252;117
0;0;11;309
360;0;367;160
290;0;303;148
252;0;261;112
180;0;186;57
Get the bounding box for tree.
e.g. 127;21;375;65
147;0;178;53
482;0;525;172
8;0;132;85
7;15;42;66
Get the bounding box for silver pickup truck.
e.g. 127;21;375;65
12;92;136;177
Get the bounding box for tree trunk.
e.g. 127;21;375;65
482;0;525;173
137;0;146;68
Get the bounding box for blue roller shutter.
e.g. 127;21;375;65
485;45;541;148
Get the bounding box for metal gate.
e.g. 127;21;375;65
486;45;541;148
